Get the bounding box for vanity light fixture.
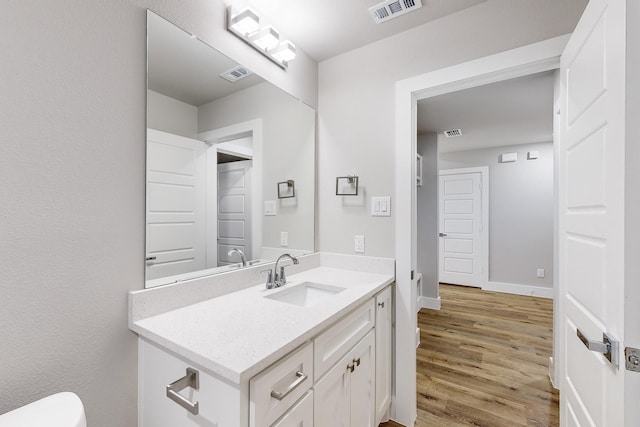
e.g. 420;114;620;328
250;26;280;50
228;8;260;35
227;6;297;69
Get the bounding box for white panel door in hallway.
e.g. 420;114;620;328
217;160;252;266
558;0;631;424
146;129;206;280
438;168;488;287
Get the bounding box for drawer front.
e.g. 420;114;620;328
313;300;375;381
271;391;313;427
250;342;314;427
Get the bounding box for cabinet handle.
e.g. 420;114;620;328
166;368;199;415
378;301;384;308
353;357;361;367
270;371;308;401
347;363;355;373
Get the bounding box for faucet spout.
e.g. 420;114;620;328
227;248;247;267
272;253;299;288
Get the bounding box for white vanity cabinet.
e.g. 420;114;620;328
136;284;393;427
314;330;375;427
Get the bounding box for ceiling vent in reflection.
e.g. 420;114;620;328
369;0;422;24
443;128;463;138
220;65;253;83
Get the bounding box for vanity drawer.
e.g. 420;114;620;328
313;300;375;381
250;342;313;427
271;391;313;427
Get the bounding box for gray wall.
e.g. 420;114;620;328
416;134;439;299
0;1;317;425
317;0;586;257
198;82;316;252
147;89;198;138
439;142;554;288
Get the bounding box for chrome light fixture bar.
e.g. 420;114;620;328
227;6;296;69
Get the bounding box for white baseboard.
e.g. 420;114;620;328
417;295;441;310
483;281;553;299
548;356;558;389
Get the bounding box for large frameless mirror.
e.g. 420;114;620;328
145;11;315;288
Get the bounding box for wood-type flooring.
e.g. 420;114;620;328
381;284;557;427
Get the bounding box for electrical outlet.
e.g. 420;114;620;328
537;268;545;278
280;232;288;247
354;235;365;253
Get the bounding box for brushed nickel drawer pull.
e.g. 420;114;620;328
166;368;200;415
270;371;308;401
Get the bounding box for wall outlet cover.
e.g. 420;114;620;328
354;235;365;253
537;268;545;278
280;231;288;247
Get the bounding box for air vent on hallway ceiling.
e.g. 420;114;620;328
369;0;423;24
220;65;253;83
443;128;463;138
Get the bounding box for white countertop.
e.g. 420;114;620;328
130;266;394;384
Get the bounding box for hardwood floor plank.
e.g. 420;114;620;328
415;284;558;427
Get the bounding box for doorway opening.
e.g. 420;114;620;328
392;36;567;426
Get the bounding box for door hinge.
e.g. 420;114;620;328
625;347;640;372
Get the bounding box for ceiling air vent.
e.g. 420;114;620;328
369;0;422;24
220;65;253;83
443;128;463;138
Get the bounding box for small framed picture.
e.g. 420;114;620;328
277;180;295;199
336;176;358;196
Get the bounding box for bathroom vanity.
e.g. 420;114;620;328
129;253;394;427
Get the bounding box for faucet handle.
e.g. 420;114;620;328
260;269;274;289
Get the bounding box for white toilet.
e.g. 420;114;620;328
0;392;86;427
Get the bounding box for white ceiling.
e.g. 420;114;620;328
243;0;487;61
417;70;556;152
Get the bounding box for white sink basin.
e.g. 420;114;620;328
265;282;346;307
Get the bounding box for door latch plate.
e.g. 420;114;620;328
625;347;640;372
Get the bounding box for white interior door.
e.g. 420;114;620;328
146;129;206;280
438;169;488;287
217;160;252;265
558;0;627;424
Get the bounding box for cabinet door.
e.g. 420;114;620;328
314;353;350;427
272;391;313;427
374;286;392;423
349;330;375;427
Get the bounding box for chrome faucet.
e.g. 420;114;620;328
227;248;247;267
263;253;299;289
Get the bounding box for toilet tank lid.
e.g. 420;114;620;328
0;392;86;427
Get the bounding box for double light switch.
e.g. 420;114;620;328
371;196;391;217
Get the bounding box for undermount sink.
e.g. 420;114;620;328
265;282;346;307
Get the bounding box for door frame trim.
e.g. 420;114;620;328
199;119;263;265
393;35;568;425
439;167;489;288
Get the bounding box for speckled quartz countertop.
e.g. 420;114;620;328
129;254;394;384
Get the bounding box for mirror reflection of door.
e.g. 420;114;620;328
146;129;206;280
217;147;253;266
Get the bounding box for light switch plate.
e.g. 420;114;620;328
264;200;277;216
371;196;391;216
